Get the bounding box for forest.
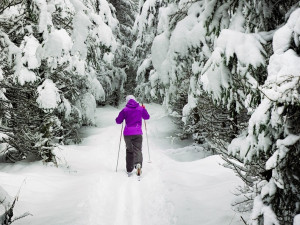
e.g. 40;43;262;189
0;0;300;224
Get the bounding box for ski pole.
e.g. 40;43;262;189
116;122;124;172
144;119;151;163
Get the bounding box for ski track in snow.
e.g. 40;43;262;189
0;104;243;225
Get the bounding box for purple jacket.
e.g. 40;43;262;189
116;99;150;136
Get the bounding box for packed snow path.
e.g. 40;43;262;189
0;104;243;225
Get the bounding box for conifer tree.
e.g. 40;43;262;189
0;0;122;162
228;6;300;224
133;0;167;103
107;0;138;102
134;0;300;223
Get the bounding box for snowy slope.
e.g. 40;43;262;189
0;104;243;225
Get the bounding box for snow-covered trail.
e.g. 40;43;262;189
78;105;175;225
0;104;243;225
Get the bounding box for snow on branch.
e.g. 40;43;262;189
228;7;300;225
201;29;266;103
36;79;61;112
215;29;266;68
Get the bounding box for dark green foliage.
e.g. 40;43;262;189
0;80;60;162
183;92;249;144
272;142;300;224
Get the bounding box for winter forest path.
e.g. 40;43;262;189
79;104;177;225
0;104;243;225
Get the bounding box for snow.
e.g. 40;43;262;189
261;206;280;225
276;134;300;146
228;98;274;162
200;28;266;102
103;52;114;65
42;29;73;59
71;11;91;59
71;56;85;75
248;98;271;136
75;93;97;125
201;60;231;101
228;133;251;159
157;5;176;34
273;25;293;54
0;185;12;210
90;13;118;53
134;0;161;37
88;77;105;102
0;30;22;79
151;32;170;78
250;194;280;225
182;78;198;124
261;179;277;198
69;0;86;12
229;7;300;165
251;196;264;225
36;79;61;111
163;144;213;162
266;135;300;170
215;29;266;68
136;57;152;82
294;215;300;225
98;0;119;31
34;0;51;38
273;9;300;53
228;4;245;32
265;49;300;102
61;97;72;119
0;104;243;224
17;67;37;86
21;35;40;69
169;14;197;56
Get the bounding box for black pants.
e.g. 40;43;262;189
124;135;143;172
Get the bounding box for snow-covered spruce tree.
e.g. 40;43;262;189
190;0;270;152
134;0;300;222
167;0;251;140
107;0;138;101
133;0;251;140
195;0;300;222
133;0;298;140
0;0;121;162
82;0;126;106
134;1;299;221
228;7;300;224
188;0;300;222
133;0;167;103
109;0;136;46
0;1;65;162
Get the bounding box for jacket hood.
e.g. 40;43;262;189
126;99;139;108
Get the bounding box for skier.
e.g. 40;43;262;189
115;95;150;177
